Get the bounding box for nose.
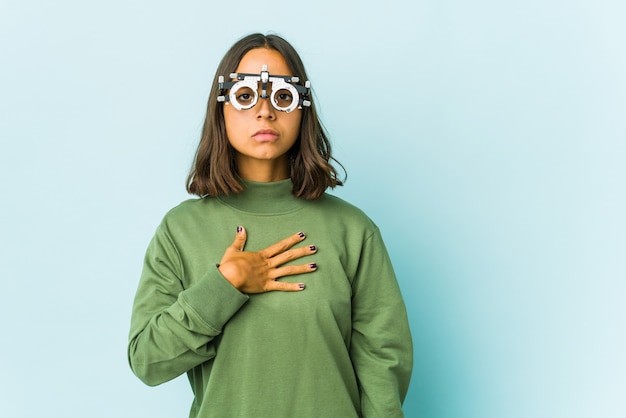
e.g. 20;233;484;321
255;95;276;119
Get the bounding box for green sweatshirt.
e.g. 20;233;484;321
128;179;413;417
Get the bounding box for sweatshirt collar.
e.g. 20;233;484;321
217;178;305;214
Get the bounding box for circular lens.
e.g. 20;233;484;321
271;84;298;112
229;82;258;110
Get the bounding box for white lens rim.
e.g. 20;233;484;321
269;78;299;113
228;79;259;110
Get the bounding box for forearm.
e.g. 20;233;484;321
128;266;249;386
350;229;414;416
352;322;413;417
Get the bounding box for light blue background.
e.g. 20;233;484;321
1;1;624;417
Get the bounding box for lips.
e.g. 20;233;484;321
252;128;279;141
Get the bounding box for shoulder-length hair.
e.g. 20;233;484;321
186;33;344;200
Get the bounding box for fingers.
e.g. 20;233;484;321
265;261;318;292
231;225;247;251
267;244;317;269
259;231;307;258
269;261;318;281
266;280;307;292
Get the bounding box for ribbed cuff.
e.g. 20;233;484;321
178;265;249;333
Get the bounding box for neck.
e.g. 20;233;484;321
236;155;290;182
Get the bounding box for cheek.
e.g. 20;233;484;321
286;113;303;138
223;109;244;138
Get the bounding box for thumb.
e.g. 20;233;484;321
232;225;247;251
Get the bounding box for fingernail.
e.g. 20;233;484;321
298;232;305;238
237;226;243;233
298;283;306;289
309;245;316;251
309;263;317;269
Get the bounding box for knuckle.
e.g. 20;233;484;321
283;251;295;261
266;281;283;292
281;265;296;276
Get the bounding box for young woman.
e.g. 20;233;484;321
128;33;413;417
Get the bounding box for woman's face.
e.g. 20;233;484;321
223;48;302;181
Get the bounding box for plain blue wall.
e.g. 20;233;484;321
1;1;624;417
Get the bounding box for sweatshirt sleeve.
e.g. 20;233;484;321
350;228;413;417
127;222;249;386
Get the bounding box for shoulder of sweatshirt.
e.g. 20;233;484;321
317;193;378;229
155;197;209;229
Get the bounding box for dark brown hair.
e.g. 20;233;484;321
186;33;344;200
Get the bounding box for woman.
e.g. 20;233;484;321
128;33;413;417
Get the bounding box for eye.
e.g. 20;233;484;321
233;86;256;107
274;88;294;106
278;93;293;102
238;93;252;101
